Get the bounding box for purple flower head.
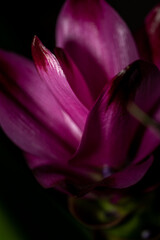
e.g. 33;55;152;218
0;0;160;196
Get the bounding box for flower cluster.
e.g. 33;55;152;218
0;0;160;196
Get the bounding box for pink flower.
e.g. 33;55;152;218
0;0;160;196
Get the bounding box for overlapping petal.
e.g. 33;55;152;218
134;26;152;62
32;36;88;134
25;153;65;188
0;0;160;197
70;61;160;189
0;50;84;162
25;152;99;196
104;155;154;189
54;47;93;109
56;0;139;100
145;4;160;69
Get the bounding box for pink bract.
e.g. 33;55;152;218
0;0;160;196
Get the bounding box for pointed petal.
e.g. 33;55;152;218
54;47;93;109
0;50;81;161
104;155;154;188
56;0;139;100
145;4;160;69
32;36;88;133
71;61;160;171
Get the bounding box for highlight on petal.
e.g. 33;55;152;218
56;0;139;100
145;3;160;69
32;36;88;134
71;60;160;177
0;50;84;162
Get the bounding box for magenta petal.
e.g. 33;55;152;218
0;50;81;160
54;48;93;109
32;36;88;133
25;153;65;188
56;0;139;100
104;155;154;188
132;107;160;165
71;61;160;171
25;152;98;196
145;4;160;69
134;26;152;62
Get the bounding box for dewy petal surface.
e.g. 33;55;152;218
145;4;160;69
71;61;160;173
32;36;88;134
0;50;83;161
56;0;139;100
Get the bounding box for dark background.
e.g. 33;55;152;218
1;0;160;57
0;1;160;240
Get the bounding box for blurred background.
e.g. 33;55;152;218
0;1;160;239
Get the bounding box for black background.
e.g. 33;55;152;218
1;0;160;57
0;1;160;240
